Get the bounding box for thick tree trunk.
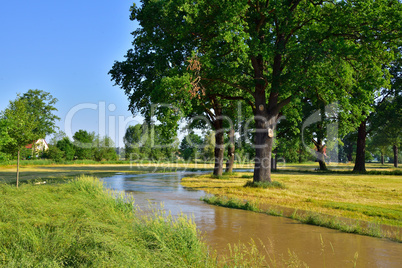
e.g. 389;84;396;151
314;140;327;171
213;131;224;176
353;120;367;172
252;40;285;182
225;128;235;173
381;153;384;165
253;111;276;182
17;150;20;188
212;106;224;176
393;145;398;168
254;133;274;182
318;157;327;170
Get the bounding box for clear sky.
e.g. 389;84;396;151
0;0;144;147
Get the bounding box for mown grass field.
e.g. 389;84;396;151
0;161;254;185
181;170;402;241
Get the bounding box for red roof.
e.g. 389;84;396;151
25;143;34;149
25;139;48;149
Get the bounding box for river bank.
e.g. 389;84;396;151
181;172;402;242
0;176;217;267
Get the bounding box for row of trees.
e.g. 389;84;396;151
47;130;118;162
123;123;178;160
110;0;402;181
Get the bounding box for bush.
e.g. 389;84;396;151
244;180;286;189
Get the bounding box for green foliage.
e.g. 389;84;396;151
124;124;178;161
1;97;36;154
202;131;215;160
0;89;59;168
73;130;96;160
112;0;402;182
0;119;12;162
44;145;65;163
56;137;75;161
93;136;118;161
179;131;203;160
20;89;60;138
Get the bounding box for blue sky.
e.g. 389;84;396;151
0;0;144;147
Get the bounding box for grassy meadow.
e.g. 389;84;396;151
0;176;218;267
181;170;402;241
0;174;313;267
0;160;254;185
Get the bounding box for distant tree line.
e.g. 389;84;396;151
45;130;118;162
123;123;179;161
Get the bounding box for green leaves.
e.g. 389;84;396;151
21;89;60;138
1;96;37;154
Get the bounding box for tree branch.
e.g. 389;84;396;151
211;93;255;109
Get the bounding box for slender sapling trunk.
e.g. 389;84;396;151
17;150;20;188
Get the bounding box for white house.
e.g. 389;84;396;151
25;139;49;154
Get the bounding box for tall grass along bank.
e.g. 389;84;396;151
0;176;215;267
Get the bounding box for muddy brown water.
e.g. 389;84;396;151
101;172;402;267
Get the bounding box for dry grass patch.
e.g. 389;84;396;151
181;171;402;240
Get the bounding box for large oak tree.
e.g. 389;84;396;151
111;0;401;181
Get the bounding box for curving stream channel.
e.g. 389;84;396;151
101;171;401;267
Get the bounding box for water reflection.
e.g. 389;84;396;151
101;172;402;267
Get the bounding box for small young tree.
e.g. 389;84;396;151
1;97;36;187
21;89;59;157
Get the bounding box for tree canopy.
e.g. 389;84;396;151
111;0;402;180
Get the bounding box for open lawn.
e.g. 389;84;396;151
181;171;402;241
0;161;253;185
278;161;399;172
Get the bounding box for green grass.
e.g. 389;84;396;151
182;172;402;241
244;180;286;189
0;175;318;267
0;176;216;267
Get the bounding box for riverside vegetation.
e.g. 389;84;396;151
181;169;402;242
0;174;322;267
0;176;217;267
0;162;399;266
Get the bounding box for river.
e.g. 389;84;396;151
101;171;402;267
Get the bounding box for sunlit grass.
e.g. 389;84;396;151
0;176;217;267
0;162;253;185
0;175;323;267
182;172;402;241
281;161;399;173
